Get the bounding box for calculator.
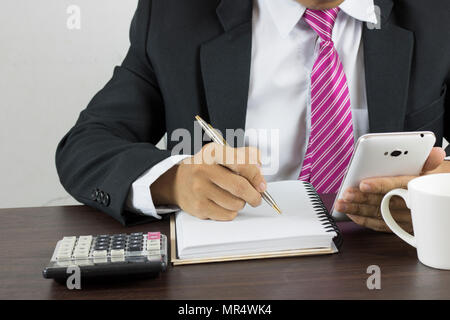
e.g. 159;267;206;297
42;232;168;281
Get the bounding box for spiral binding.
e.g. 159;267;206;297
302;181;343;248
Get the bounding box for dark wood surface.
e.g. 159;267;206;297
1;194;449;300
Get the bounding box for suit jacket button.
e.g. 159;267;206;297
91;189;99;201
98;191;105;204
102;193;111;207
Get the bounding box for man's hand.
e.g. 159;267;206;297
335;147;447;232
151;143;266;221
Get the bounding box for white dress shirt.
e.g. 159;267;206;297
126;0;378;218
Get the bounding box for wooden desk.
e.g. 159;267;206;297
1;195;449;300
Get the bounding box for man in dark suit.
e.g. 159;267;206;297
56;0;450;231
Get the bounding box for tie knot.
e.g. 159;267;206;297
304;8;339;41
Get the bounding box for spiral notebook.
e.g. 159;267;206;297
170;181;342;265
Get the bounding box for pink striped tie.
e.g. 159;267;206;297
299;8;354;193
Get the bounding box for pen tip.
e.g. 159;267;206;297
274;205;282;214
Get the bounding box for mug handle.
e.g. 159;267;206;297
380;189;416;248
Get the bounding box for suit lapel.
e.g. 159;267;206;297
200;0;253;143
363;0;414;132
201;0;412;138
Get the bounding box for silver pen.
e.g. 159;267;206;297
195;115;282;214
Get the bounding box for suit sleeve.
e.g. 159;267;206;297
55;0;171;225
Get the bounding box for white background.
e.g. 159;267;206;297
0;0;138;208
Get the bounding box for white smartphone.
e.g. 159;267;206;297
333;131;436;219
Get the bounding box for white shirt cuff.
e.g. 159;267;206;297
126;154;192;219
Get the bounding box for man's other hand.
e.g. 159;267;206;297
335;147;447;232
152;143;265;221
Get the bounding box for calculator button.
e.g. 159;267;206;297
93;250;107;256
112;245;125;250
128;245;142;252
112;243;125;248
92;250;107;263
147;244;160;253
95;243;109;249
77;243;91;250
73;251;89;259
79;236;92;242
147;241;160;249
78;240;91;245
130;232;143;236
60;244;75;250
59;244;74;251
75;246;89;253
74;244;89;251
60;246;75;253
111;249;125;262
147;238;160;245
57;249;72;256
56;251;72;260
147;232;160;240
59;246;73;252
110;249;124;257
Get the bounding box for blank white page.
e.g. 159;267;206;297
176;181;336;259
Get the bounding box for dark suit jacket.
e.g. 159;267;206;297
56;0;450;225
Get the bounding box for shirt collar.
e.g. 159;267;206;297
264;0;378;38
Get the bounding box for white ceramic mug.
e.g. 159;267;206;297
381;173;450;270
